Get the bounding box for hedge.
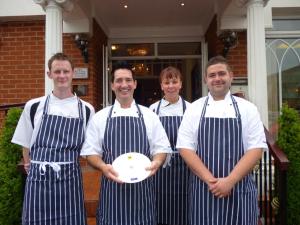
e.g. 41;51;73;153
0;108;23;225
277;104;300;225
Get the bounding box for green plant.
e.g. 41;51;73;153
277;104;300;225
0;108;23;225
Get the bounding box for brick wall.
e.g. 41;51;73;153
0;21;45;104
0;19;107;129
205;15;247;77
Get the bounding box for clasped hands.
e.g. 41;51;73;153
207;176;236;198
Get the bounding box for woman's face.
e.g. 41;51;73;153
160;76;182;101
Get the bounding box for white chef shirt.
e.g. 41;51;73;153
11;93;95;149
81;99;172;157
176;91;267;152
149;96;191;116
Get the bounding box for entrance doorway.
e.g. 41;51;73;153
108;41;203;106
111;58;202;106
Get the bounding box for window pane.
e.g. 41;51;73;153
281;47;300;111
158;42;201;55
272;19;300;31
266;38;300;133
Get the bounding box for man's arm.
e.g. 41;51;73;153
146;153;166;176
209;148;263;198
180;148;217;185
23;147;30;174
86;155;123;183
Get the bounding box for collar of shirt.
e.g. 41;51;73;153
50;93;77;104
161;96;182;108
206;91;236;118
112;99;140;117
207;91;232;104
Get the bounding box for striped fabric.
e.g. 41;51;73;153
97;104;156;225
189;96;258;225
22;95;87;225
153;98;189;225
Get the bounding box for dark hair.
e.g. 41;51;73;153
205;55;232;75
111;61;134;82
159;66;182;83
47;52;74;71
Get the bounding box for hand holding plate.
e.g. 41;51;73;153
145;159;163;177
102;163;124;183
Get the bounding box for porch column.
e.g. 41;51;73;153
246;0;269;127
33;0;74;94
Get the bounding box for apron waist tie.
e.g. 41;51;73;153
31;160;74;178
163;151;180;167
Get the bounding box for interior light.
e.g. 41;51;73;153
111;45;117;50
124;4;128;8
180;2;185;6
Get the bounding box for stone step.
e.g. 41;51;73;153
87;217;96;225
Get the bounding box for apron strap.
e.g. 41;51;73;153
200;96;209;119
42;95;83;119
105;102;143;130
200;95;241;120
230;95;241;119
156;99;162;115
77;98;84;119
182;97;187;113
43;95;51;115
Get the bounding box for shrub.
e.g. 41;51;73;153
277;104;300;225
0;108;23;225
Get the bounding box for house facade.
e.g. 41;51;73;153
0;0;299;131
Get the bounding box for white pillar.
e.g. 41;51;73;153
33;0;74;94
247;0;269;127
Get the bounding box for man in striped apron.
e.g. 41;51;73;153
177;56;267;225
150;66;190;225
12;53;94;225
81;62;172;225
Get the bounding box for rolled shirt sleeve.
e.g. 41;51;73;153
176;101;200;151
80;107;109;156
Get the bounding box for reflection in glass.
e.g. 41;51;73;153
111;43;154;57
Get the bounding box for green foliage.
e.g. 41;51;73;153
0;108;23;225
277;104;300;225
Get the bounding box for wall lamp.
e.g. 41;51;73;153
219;30;238;58
74;34;89;63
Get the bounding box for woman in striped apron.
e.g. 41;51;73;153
12;53;94;225
81;63;172;225
150;66;190;225
177;56;267;225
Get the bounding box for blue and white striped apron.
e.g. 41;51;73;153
153;98;189;225
189;95;258;225
97;104;156;225
22;95;87;225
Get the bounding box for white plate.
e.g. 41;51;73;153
112;152;151;183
